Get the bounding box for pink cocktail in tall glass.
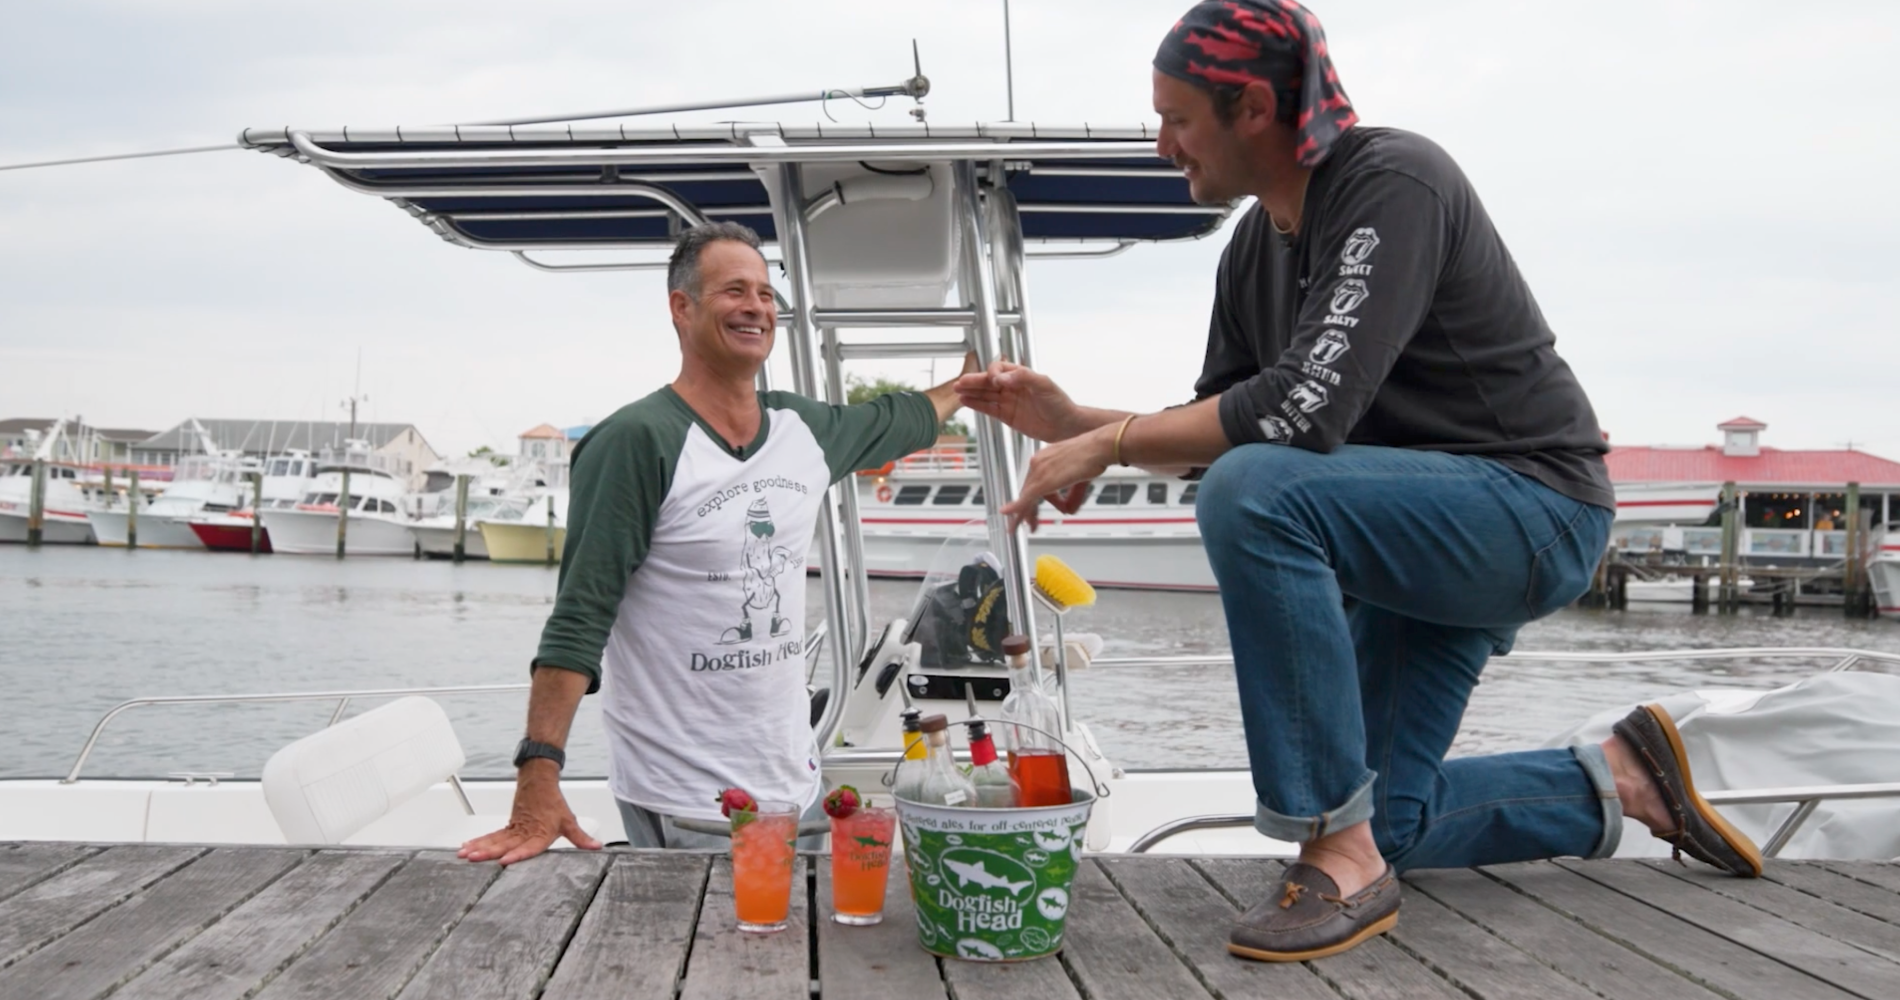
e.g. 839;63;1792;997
829;805;896;925
731;801;799;933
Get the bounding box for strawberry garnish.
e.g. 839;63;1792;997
823;785;861;819
716;787;757;818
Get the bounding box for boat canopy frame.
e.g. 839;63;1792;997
244;119;1234;749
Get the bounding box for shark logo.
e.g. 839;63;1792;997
720;497;795;645
1020;926;1053;952
1340;227;1380;265
956;939;1005;960
1035;887;1070;921
1022;849;1051;868
1329;279;1370;315
1309;329;1350;366
1257;416;1293;442
1288;381;1332;414
941;856;1034;896
1031;828;1071;853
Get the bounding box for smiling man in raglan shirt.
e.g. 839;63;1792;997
459;221;968;860
957;0;1763;963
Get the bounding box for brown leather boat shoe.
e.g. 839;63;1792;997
1228;862;1400;962
1613;702;1764;877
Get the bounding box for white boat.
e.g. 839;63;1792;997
847;445;1212;590
258;441;418;556
89;452;258;549
9;109;1897;862
184;450;323;553
408;458;550;559
1872;528;1900;615
0;419;116;544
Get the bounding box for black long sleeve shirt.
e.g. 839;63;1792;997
1199;126;1615;510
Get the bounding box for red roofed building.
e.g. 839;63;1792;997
1607;418;1898;567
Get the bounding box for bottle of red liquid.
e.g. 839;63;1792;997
963;719;1018;808
998;634;1071;806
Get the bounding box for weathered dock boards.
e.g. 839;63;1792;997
2;842;1897;999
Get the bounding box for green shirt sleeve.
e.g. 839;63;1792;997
532;398;684;693
770;390;941;483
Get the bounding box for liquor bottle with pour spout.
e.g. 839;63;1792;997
998;634;1072;806
963;718;1018;807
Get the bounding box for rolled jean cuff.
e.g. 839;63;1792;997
1570;743;1624;859
1253;770;1378;843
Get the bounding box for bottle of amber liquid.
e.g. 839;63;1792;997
997;634;1071;806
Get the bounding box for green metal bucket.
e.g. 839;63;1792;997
895;789;1096;961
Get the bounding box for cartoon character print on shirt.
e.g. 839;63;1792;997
719;497;796;645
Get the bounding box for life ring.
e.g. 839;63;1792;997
875;484;894;503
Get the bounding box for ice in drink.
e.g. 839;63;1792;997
829;805;896;924
731;801;799;933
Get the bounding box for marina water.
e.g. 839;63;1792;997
3;546;1892;782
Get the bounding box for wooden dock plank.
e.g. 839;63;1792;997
541;853;710;1000
939;946;1084;1000
1486;861;1859;1000
813;856;949;1000
1385;881;1612;1000
399;850;610;1000
1404;867;1728;1000
250;851;501;1000
1822;862;1900;897
1097;856;1338;1000
1557;858;1900;999
677;855;811;1000
114;849;409;1000
1645;860;1900;965
1195;857;1464;1000
1050;861;1213;999
1766;863;1900;927
0;846;304;1000
0;844;203;970
0;842;98;903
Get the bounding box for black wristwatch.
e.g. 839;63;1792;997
513;738;566;771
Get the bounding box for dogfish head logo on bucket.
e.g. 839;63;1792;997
937;848;1036;933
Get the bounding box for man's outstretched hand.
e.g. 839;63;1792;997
956;361;1083;443
457;764;601;865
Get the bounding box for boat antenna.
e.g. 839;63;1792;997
342;349;367;441
464;44;930;127
1003;0;1016;121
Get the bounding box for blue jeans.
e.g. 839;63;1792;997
1196;444;1619;871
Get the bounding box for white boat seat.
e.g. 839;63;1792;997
262;696;597;848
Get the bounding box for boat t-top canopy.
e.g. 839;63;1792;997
244;117;1233;753
239;122;1226;268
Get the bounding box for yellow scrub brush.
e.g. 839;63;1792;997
1031;555;1095;731
1033;554;1097;613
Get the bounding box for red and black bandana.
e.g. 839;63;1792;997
1153;0;1358;167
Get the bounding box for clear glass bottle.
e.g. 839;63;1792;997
998;634;1072;806
963;719;1018;808
908;714;976;808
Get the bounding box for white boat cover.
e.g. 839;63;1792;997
1546;671;1900;861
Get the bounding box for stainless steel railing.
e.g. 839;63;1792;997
1126;782;1900;858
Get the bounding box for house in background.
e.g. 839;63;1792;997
1607;417;1899;562
135;419;442;490
517;424;573;463
0;418;161;465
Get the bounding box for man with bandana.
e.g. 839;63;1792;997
959;0;1761;963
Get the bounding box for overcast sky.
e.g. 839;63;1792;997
2;0;1895;461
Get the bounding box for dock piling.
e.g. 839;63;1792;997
249;472;263;554
126;468;139;550
453;474;470;563
544;494;556;566
26;458;45;546
336;469;351;560
1717;481;1739;613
